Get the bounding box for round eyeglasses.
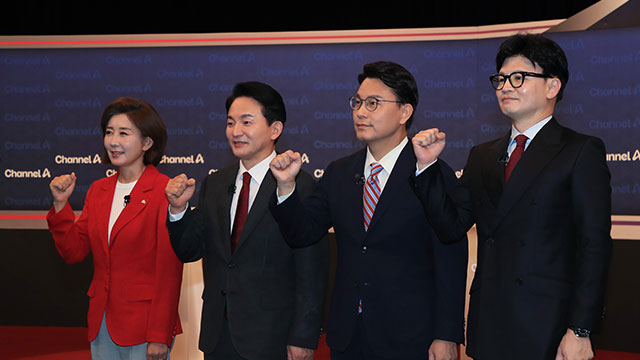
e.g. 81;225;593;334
489;71;550;90
349;96;402;111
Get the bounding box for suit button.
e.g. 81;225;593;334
487;238;495;244
362;246;367;254
519;240;526;247
516;278;523;286
353;281;359;288
363;282;370;287
221;290;226;296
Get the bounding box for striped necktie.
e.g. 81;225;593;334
363;162;383;231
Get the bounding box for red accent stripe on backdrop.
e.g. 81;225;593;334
0;25;555;46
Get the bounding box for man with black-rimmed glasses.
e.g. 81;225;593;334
412;33;612;360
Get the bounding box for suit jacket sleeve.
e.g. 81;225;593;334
167;175;210;263
46;186;93;264
568;136;612;330
269;162;335;248
287;173;330;349
428;160;469;344
412;154;477;244
147;177;184;345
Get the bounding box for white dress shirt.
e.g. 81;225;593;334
108;180;136;242
169;151;277;232
363;137;408;193
228;151;276;232
278;138;409;203
506;115;552;159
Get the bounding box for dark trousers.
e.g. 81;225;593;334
204;317;246;360
330;315;429;360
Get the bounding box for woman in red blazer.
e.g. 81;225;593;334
47;97;183;360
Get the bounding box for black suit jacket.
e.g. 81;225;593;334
168;164;329;360
414;118;612;359
270;141;468;358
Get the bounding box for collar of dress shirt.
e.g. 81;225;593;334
238;151;277;186
509;115;553;151
364;137;408;177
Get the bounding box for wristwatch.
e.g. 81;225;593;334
569;326;591;338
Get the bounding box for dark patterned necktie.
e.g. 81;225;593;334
504;134;527;182
230;172;251;253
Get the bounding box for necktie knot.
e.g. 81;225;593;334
515;134;528;148
242;171;251;186
369;162;383;177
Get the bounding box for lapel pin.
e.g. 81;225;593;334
141;199;146;204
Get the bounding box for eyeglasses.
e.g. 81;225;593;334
349;96;402;111
489;71;550;90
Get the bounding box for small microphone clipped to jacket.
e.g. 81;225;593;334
497;153;508;166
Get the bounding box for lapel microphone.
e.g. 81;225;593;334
497;153;509;166
123;195;130;207
228;185;236;194
355;173;365;185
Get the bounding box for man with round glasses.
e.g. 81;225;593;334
412;34;612;360
269;61;468;360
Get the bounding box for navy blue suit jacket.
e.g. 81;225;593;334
270;141;467;358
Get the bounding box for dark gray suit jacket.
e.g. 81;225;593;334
168;163;329;360
414;118;612;359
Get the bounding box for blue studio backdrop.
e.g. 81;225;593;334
1;27;639;215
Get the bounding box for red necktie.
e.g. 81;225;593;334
363;162;383;231
504;134;528;183
230;172;251;253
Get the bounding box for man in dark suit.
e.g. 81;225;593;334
411;34;612;360
164;82;329;360
269;61;468;360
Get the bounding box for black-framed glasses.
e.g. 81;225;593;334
349;96;402;111
489;71;550;90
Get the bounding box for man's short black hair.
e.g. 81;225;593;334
225;81;286;142
496;33;569;101
358;61;419;129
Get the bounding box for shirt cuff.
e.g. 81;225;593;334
416;159;438;176
168;203;188;222
276;185;296;204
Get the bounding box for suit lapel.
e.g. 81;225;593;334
97;174;117;254
109;166;157;247
493;118;566;230
233;169;275;254
365;142;412;236
484;134;510;208
349;150;368;239
217;165;238;258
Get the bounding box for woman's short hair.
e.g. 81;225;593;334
100;97;167;166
